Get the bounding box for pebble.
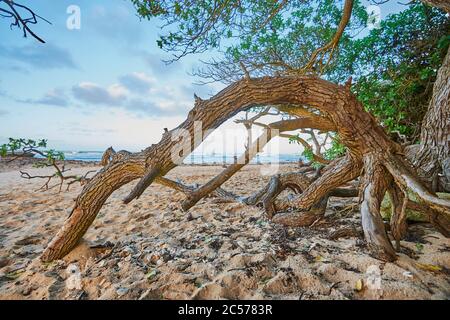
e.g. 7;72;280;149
116;287;129;297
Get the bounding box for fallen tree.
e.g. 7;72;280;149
41;75;450;263
39;0;450;263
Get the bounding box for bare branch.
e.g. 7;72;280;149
0;0;50;43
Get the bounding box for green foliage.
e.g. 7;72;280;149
0;138;64;163
289;132;346;168
131;0;368;64
324;137;346;161
132;1;450;142
336;5;450;139
301;147;322;169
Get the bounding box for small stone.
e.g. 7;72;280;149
116;287;129;297
402;271;413;279
21;286;33;296
0;258;10;268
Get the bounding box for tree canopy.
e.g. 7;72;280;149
132;0;449;142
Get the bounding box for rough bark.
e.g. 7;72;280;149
408;46;450;191
359;154;396;261
420;0;450;13
41;75;450;262
387;183;407;250
100;147;115;166
181;116;335;211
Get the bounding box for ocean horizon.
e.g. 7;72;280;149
58;151;303;164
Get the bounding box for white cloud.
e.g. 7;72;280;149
72;82;128;105
119;72;155;94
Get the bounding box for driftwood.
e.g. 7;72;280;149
40;75;450;263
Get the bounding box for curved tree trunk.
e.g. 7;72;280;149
41;76;450;263
408;46;450;191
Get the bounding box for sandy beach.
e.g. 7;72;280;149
0;160;449;300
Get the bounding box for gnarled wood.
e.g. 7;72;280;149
100;147;116;166
387;184;408;250
41;75;437;263
181;116;336;211
359;154;396;262
408;46;450;191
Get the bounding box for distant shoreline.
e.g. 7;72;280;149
3;151;303;166
0;156;301;174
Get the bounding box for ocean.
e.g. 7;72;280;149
60;151;302;164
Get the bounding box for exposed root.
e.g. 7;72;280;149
359;154;396;262
329;226;362;240
388;184;408;250
41;75;446;264
385;154;450;216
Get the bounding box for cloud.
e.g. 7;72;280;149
14;88;69;107
64;126;117;136
119;72;155;94
70;73;196;117
34;89;69;107
0;110;8;117
0;43;78;70
72;82;128;105
0;64;30;74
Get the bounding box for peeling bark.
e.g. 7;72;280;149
420;0;450;13
408;46;450;191
41;75;449;262
359;154;396;262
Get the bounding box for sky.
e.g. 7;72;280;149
0;0;407;155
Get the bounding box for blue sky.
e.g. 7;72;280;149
0;0;406;154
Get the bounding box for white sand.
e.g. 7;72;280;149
0;163;449;300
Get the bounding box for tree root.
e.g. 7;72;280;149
40;75;447;263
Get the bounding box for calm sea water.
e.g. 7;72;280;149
61;151;302;164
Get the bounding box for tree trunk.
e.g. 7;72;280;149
41;76;450;263
420;0;450;13
360;154;396;261
408;46;450;191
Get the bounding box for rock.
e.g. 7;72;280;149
116;287;129;297
0;257;10;268
15;235;40;246
161;249;175;262
48;280;65;300
21;286;33;296
208;238;223;251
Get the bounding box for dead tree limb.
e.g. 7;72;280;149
181;116;336;211
0;0;50;43
100;147;116;166
41;76;450;262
